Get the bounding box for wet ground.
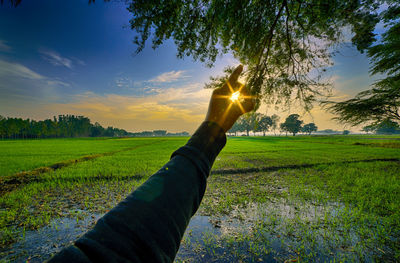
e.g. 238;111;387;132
0;213;102;262
2;195;391;262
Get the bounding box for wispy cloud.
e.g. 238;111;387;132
0;40;11;52
149;70;188;83
40;49;72;68
39;49;84;69
0;59;71;109
0;59;44;79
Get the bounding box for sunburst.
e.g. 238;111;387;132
230;91;240;102
214;81;255;125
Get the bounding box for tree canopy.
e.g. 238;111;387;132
280;114;303;136
326;4;400;126
0;115;129;139
302;122;318;135
125;0;387;109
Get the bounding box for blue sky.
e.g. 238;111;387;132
0;1;377;132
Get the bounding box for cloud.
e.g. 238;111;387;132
46;80;70;87
0;59;72;111
149;70;188;83
0;59;44;79
44;83;211;132
39;49;79;69
0;40;11;52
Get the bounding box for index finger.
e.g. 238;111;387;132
228;64;243;84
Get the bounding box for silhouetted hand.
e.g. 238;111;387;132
205;65;256;132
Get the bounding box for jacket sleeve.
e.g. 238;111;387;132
47;121;226;263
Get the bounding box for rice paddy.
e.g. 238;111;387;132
1;135;399;262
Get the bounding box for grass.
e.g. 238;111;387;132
0;135;399;262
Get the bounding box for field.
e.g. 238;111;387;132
1;135;400;262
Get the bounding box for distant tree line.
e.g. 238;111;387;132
228;113;318;137
362;119;400;135
130;130;189;137
0;115;128;139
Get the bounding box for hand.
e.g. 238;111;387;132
205;65;256;132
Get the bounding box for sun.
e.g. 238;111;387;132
230;91;240;102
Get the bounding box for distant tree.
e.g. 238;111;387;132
279;123;287;136
362;125;376;134
301;123;318;135
256;114;273;136
280;114;303;136
241;112;258;136
153;130;167;136
228;121;241;136
374;119;400;134
316;129;340;134
0;115;129;139
0;115;5;139
90;122;104;137
270;114;280;136
342;130;350;135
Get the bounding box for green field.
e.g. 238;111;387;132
1;136;400;262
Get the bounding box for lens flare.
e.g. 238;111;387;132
230;91;240;102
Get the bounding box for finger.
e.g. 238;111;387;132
228;64;243;84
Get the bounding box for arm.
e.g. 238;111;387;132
48;65;255;263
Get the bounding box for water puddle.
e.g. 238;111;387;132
0;213;102;262
176;199;391;262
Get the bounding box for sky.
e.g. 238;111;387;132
0;0;378;133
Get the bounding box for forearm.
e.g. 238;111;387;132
48;121;226;263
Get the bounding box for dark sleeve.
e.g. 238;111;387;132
47;121;226;263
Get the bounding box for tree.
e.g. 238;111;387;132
301;123;318;135
0;115;130;139
270;114;280;136
240;112;259;136
153;130;167;136
362;125;375;134
374;119;400;134
326;4;400;125
0;115;5;139
256;114;273;136
342;130;350;135
280;114;303;136
228;121;241;136
125;0;384;109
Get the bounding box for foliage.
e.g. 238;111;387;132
270;114;280;135
362;125;375;134
126;0;383;109
301;122;317;135
131;130;189;137
361;119;400;134
374;118;400;134
280;114;303;136
228;112;277;136
326;4;400;125
240;112;259;136
256;115;273;136
0;115;128;139
342;130;350;135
